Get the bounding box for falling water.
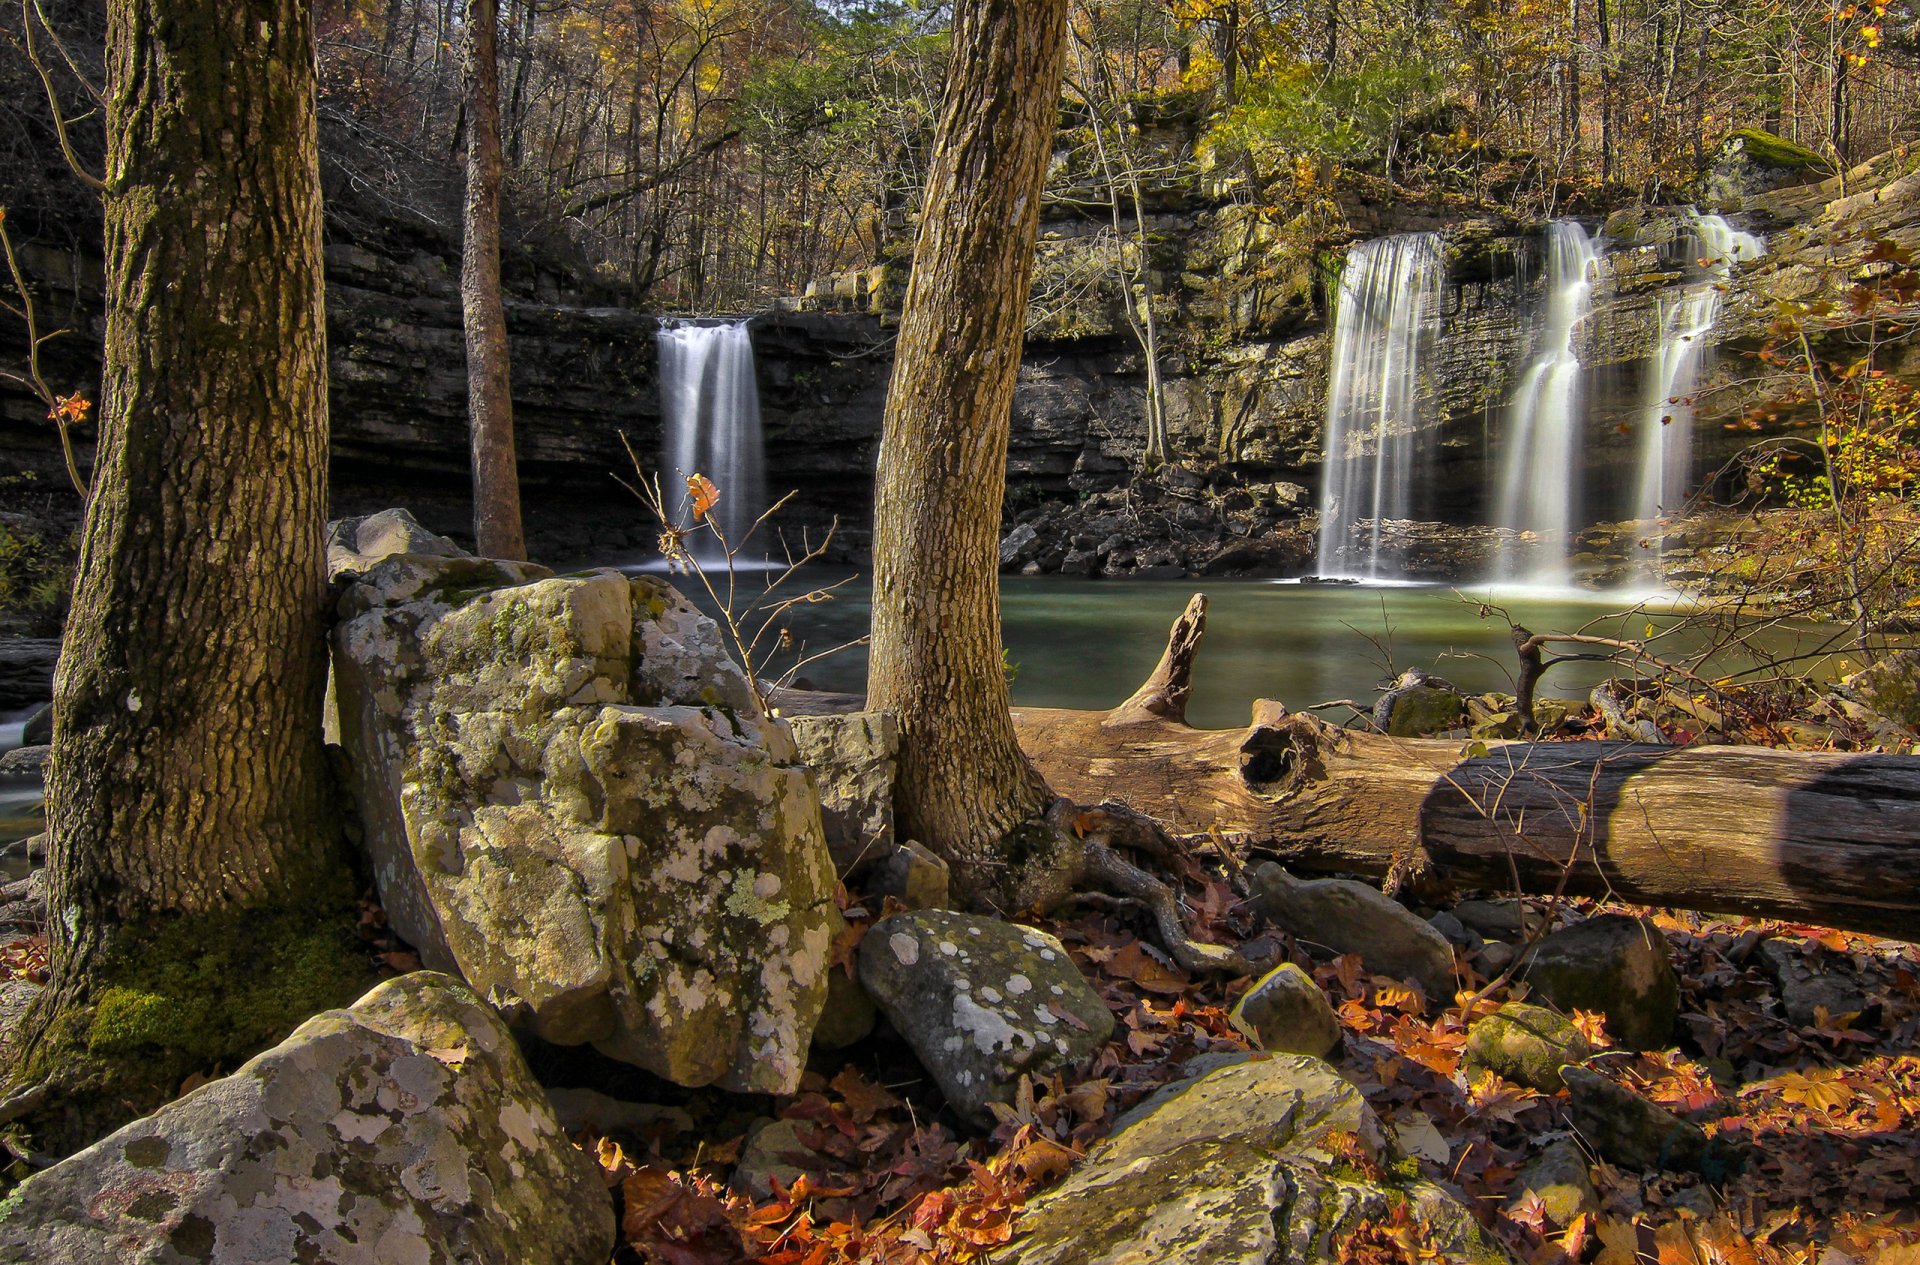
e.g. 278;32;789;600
656;319;766;559
1631;214;1765;534
1492;221;1601;585
1314;232;1448;580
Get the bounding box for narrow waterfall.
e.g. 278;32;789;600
1492;221;1600;585
1314;232;1448;580
1631;214;1765;532
656;319;766;558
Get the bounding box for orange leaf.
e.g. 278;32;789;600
688;473;721;522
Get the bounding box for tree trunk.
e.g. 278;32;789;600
13;0;370;1157
1016;705;1920;941
866;0;1068;905
462;0;526;560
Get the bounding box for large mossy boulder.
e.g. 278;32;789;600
331;548;838;1094
857;911;1113;1127
998;1056;1501;1265
1518;914;1679;1051
1839;649;1920;728
0;973;615;1265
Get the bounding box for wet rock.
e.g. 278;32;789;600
1757;938;1869;1028
788;710;899;877
0;973;614;1265
1506;1138;1599;1225
856;910;1113;1127
1227;963;1341;1057
326;507;469;581
1000;1055;1498;1265
1562;1066;1743;1178
1519;914;1679;1050
333;559;838;1094
1251;863;1457;999
1464;1001;1591;1092
1451;899;1540;940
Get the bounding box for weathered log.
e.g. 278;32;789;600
1012;596;1920;943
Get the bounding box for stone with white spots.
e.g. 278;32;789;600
857;911;1113;1127
0;973;613;1264
332;547;837;1094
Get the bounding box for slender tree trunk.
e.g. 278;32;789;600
866;0;1068;905
1597;0;1614;183
11;0;369;1157
462;0;527;559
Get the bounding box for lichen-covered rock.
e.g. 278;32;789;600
858;911;1113;1127
997;1056;1501;1265
1252;863;1458;999
332;560;838;1093
1227;963;1341;1057
1464;1001;1591;1092
1519;914;1679;1051
0;973;613;1265
1562;1066;1744;1179
788;711;899;877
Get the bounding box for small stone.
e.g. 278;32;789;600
1520;914;1679;1050
1464;1001;1592;1092
1506;1138;1599;1225
1840;649;1920;726
1227;963;1341;1058
1477;941;1517;974
1251;863;1457;999
1562;1066;1744;1178
1756;938;1869;1028
1451;899;1540;939
1428;911;1481;951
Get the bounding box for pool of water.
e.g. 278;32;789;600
653;570;1852;731
0;710;44;860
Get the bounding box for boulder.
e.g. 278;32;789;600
325;507;469;581
871;840;950;909
856;911;1113;1127
811;966;879;1051
1839;650;1920;728
20;703;50;747
1561;1066;1743;1179
332;557;839;1094
787;710;899;876
1757;938;1869;1028
1506;1138;1598;1225
999;1056;1499;1265
0;973;614;1265
1227;963;1341;1058
1518;914;1679;1051
1463;1001;1591;1092
1384;685;1467;737
1251;863;1457;999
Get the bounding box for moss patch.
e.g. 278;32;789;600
1730;127;1829;172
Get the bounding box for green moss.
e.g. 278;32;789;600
1730;127;1827;171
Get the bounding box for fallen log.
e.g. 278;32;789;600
1012;597;1920;942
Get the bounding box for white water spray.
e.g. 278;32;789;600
1314;232;1448;580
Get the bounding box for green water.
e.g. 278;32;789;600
726;573;1847;730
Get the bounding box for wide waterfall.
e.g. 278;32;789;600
1314;232;1448;580
656;318;766;559
1492;221;1600;586
1631;214;1765;533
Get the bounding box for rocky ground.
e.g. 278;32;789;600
0;511;1915;1263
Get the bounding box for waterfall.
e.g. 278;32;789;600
1492;221;1600;585
1631;214;1765;533
1314;232;1447;580
655;319;766;559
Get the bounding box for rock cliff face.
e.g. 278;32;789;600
3;142;1900;571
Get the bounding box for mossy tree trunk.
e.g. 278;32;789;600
462;0;527;560
865;0;1068;908
7;0;369;1160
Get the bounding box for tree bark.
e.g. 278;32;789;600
1016;705;1920;942
866;0;1068;904
462;0;526;560
13;0;370;1156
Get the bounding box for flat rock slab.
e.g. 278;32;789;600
858;911;1112;1127
0;972;614;1265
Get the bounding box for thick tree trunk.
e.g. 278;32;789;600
1016;705;1920;942
866;0;1068;904
462;0;526;560
12;0;368;1157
